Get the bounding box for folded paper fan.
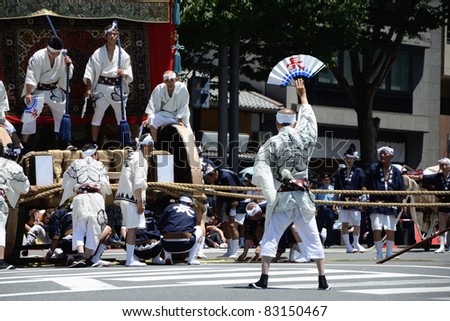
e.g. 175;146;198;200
267;54;326;86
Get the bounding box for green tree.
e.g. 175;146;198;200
180;0;449;167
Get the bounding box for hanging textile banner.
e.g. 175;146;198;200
0;1;170;23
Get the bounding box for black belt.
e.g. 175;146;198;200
278;179;309;192
36;82;57;91
98;76;120;86
76;184;101;194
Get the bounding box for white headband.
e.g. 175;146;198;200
163;73;176;81
245;202;262;217
438;158;450;165
47;45;61;53
179;196;193;205
377;146;394;156
82;147;97;158
104;21;118;35
203;164;215;176
135;135;154;148
344;151;359;159
276;112;296;125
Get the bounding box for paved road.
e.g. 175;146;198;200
1;246;449;302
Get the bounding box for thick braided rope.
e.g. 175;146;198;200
18;180;450;208
20;187;64;204
309;189;450;196
316;200;448;208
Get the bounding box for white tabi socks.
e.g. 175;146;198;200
342;234;356;253
196;236;207;258
187;241;201;265
435;235;446;253
293;242;309;263
353;234;366;252
219;238;232;257
229;239;239;258
385;240;394;258
126;243;146;267
91;243;109;266
289;244;300;262
375;240;383;260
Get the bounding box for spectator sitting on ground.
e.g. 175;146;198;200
204;215;227;249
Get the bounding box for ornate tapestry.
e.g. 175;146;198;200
0;0;170;23
0;17;150;117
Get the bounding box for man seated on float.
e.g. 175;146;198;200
142;70;191;143
159;196;203;265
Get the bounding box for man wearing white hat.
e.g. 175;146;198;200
366;146;406;260
249;79;329;291
20;36;73;148
60;143;112;267
410;157;450;253
115;133;155;267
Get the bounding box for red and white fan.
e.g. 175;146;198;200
267;54;326;87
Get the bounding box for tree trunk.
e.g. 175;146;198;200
229;30;240;172
218;44;229;169
356;106;379;170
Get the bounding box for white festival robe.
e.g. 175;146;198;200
0;157;30;247
83;44;133;97
145;82;190;126
114;150;148;205
60;156;112;206
21;48;74;97
252;104;317;227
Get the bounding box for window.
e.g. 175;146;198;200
315;47;413;113
318;49;411;92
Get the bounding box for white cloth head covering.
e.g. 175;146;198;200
344;151;359;159
245;202;262;217
163;72;177;81
179;196;193;205
5;143;21;159
81;143;98;158
203;164;215;176
377;146;394;156
104;21;118;35
135;133;154;149
276;112;296;125
438;157;450;165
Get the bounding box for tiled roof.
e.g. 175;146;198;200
209;88;284;112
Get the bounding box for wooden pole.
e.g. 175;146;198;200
377;226;450;264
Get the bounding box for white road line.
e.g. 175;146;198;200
342;286;450;295
178;271;425;286
52;277;117;291
105;268;361;282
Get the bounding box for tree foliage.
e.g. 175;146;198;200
179;0;449;166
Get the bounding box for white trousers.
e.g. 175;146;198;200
21;89;65;135
260;207;325;259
